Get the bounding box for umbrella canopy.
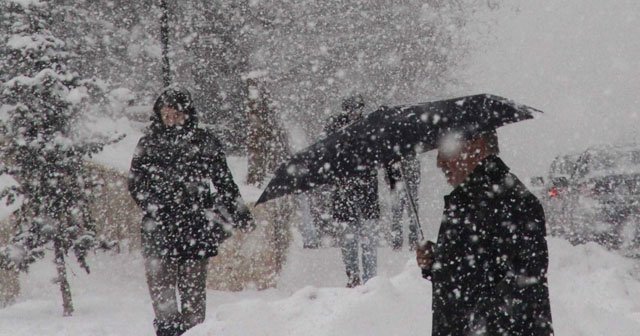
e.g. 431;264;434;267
256;94;542;205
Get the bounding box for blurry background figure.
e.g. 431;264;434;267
244;76;290;187
310;186;338;246
325;94;380;288
385;155;421;250
297;186;340;249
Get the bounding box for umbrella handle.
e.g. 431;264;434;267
398;163;425;241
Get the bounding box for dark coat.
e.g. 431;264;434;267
128;107;252;260
324;113;380;222
425;155;553;336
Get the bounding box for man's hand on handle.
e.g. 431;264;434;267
416;240;435;279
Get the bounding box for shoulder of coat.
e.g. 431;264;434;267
496;172;543;208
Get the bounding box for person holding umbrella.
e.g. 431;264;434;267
416;130;554;335
252;93;550;319
325;94;381;288
128;87;254;336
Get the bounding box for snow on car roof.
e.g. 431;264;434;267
574;142;640;179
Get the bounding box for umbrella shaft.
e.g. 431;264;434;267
398;164;424;241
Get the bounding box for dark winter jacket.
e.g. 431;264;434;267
385;155;420;193
424;155;554;336
128;92;252;260
324;113;380;222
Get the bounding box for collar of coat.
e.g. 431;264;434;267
446;155;511;203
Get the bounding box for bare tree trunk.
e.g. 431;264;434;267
0;214;20;307
54;238;74;316
160;0;171;87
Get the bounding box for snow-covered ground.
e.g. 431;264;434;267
2;238;640;336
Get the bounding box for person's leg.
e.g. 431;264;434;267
298;194;320;248
340;220;361;287
144;256;182;336
360;218;379;283
390;189;404;250
177;258;208;331
314;188;336;246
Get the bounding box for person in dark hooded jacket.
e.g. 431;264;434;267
416;130;554;336
128;87;253;336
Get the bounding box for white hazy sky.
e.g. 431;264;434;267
462;0;640;178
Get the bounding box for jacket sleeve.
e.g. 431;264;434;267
128;137;156;214
204;136;254;231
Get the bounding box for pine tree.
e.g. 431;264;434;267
176;0;251;152
0;0;115;316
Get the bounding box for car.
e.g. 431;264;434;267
541;143;640;254
530;154;579;233
538;153;580;236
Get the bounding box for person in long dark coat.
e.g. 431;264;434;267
417;130;554;336
128;87;253;336
325;94;381;287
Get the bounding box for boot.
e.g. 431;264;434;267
346;271;361;288
391;240;403;251
154;317;186;336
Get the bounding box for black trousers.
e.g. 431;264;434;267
144;256;208;336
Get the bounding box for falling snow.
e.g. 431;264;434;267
2;0;640;335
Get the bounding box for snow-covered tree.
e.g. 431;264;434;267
169;0;251;151
56;0;161;102
244;0;500;139
0;0;115;316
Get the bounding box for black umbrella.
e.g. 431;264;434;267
256;94;542;205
